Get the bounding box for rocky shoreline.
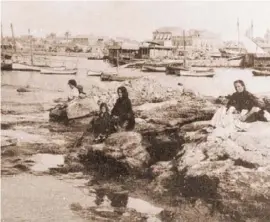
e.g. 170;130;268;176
2;77;270;221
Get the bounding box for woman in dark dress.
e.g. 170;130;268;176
111;86;135;131
226;80;266;122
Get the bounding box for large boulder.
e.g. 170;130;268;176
66;98;99;119
174;121;270;221
82;132;150;175
135;95;216;127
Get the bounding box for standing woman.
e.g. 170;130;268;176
111;86;135;131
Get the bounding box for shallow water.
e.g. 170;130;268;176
30;154;65;172
1;174;95;222
127;197;163;215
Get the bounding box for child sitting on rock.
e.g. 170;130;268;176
92;103;111;143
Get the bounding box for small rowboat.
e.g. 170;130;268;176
179;70;215;78
252;70;270;76
87;70;102;76
12;63;41;72
142;65;166;72
40;67;77;75
100;73;140;82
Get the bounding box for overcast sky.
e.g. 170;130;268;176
1;1;270;40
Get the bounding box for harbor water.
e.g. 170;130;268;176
2;57;270;98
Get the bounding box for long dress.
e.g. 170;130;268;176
111;97;135;131
92;112;111;137
210;90;262;140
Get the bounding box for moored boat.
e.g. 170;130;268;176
179;70;215;78
166;65;187;75
1;62;13;71
100;73;140;82
252;70;270;76
87;70;103;76
40;67;77;75
1;54;13;71
12;63;41;72
142;65;166;72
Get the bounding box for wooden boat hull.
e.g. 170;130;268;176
179;70;215;77
252;70;270;76
100;73;140;82
1;62;12;71
166;66;188;75
12;63;41;71
40;68;77;75
191;67;214;73
87;70;102;77
142;65;166;72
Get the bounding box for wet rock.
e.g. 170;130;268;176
70;202;83;211
17;87;31;93
2;145;19;156
173;121;270;221
109;190;129;207
1;136;18;149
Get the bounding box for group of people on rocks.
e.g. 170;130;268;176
60;78;269;143
66;79;135;143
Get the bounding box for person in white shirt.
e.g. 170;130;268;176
67;79;79;101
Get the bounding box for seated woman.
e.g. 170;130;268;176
211;80;268;128
111;86;135;131
67;79;80;101
49;79;79;123
92;103;111;143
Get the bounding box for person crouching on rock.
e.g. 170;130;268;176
211;79;269;128
92;103;111;143
67;79;79;101
111;86;135;131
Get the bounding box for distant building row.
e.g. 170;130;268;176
152;27;223;51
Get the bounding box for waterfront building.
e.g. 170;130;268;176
139;41;175;59
152;27;222;52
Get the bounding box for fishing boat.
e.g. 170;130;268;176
191;67;214;73
100;73;140;82
179;70;215;78
252;70;270;76
142;65;166;72
87;70;103;77
12;63;42;71
40;67;77;75
1;53;13;71
166;65;188;75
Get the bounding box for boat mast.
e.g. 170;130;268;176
1;24;5;63
28;29;33;65
116;47;119;73
237;17;240;52
10;23;16;53
183;30;186;67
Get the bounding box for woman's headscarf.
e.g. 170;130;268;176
117;86;129;99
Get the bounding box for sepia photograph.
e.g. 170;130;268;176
1;0;270;221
